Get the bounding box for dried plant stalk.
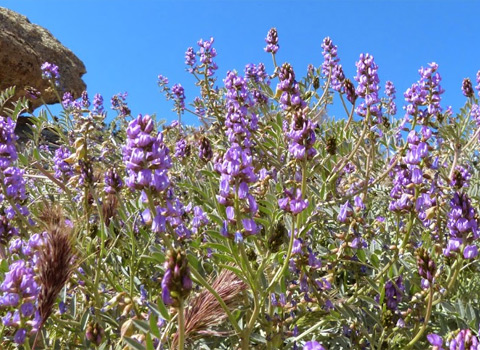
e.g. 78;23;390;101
172;269;247;348
33;205;76;349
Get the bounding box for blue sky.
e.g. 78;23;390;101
2;1;480;125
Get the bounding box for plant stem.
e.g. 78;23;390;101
177;299;185;350
406;286;434;348
266;215;295;294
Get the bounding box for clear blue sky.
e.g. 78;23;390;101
2;1;480;125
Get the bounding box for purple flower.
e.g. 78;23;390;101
197;38;218;77
471;104;480;127
62;92;74;109
404;62;444;124
123;114;171;192
264;28;279;54
385;81;397;115
427;333;443;347
93;93;104;114
277;63;317;160
110;92;130;116
192;206;208;233
338;201;352;223
172;83;186;114
0;118;29;220
41;62;60;86
104;168;123;195
215;70;260;240
157;74;169;86
354;195;365;211
384;276;404;310
475;70;480;94
224;70;257;144
185;47;196;72
321;37;344;92
279;188;308;215
20;302;35;317
14;328;27;344
463;245;478;259
354;53;382;121
270;293;278;307
53;146;74;181
0;116;18;169
245;63;269;84
303;341;326;350
162;249;192;307
175;138;189;159
447;329;479;350
445;192;479;257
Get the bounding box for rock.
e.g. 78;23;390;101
0;7;86;110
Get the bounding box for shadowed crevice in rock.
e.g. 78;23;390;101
0;7;87;110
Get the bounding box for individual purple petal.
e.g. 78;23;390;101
463;245;478;259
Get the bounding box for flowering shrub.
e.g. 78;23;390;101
0;29;480;350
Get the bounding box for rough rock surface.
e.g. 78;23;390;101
0;7;86;110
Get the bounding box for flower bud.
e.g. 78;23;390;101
161;248;192;307
86;322;104;346
462;78;474;98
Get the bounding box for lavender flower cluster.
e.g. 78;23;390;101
0;234;45;344
0;117;29;222
321;37;345;92
123;115;190;238
404;62;444;124
428;329;480;350
215;70;259;241
354;53;382;121
277;63;317;161
445;192;479;259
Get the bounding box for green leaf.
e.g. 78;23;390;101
132;319;150;333
149;313;161;338
145;333;155;350
371;253;380;269
124;337;146;350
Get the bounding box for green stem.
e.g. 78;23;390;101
406;286;434;348
462;127;480;152
177;300;185;350
266;216;295;294
433;256;463;306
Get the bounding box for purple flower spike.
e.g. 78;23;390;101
354;53;381;120
385;81;397;115
41;62;60;86
264;28;279;54
185;47;196;72
172;83;186;113
321;37;344;92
